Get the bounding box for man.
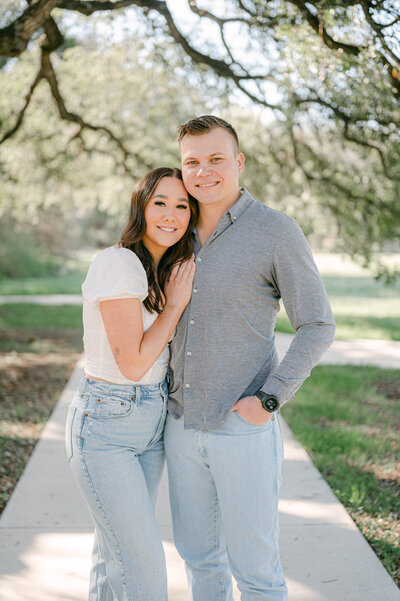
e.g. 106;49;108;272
164;115;335;601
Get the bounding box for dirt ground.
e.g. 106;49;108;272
0;328;81;514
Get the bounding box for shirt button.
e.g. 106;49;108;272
190;319;195;325
187;351;192;356
233;216;237;221
197;257;202;262
193;288;197;293
185;383;190;388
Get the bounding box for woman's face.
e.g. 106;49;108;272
142;177;191;261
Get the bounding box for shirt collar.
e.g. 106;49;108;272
226;187;253;224
192;187;254;248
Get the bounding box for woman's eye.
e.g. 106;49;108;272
154;201;165;206
177;204;188;209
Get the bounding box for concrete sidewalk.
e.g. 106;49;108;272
1;355;399;601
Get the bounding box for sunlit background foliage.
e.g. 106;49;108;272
1;1;399;279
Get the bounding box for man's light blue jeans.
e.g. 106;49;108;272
66;376;168;601
164;409;288;601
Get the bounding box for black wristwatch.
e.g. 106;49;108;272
255;391;280;413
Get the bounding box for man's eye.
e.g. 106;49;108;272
211;157;222;162
186;161;197;166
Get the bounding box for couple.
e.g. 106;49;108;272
65;115;335;601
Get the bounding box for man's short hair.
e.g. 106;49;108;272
177;115;239;153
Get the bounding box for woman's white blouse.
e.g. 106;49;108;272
82;246;169;385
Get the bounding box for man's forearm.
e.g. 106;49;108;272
260;318;336;404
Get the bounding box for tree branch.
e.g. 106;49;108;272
57;0;161;15
361;2;400;96
1;12;139;178
289;123;395;213
292;91;400;179
157;2;276;81
343;121;400;181
295;92;399;128
187;0;250;25
40;51;135;176
41;15;64;52
0;0;60;56
380;16;400;29
0;68;44;143
288;0;362;55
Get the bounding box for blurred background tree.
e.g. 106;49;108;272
1;1;399;279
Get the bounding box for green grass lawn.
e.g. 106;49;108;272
282;365;400;585
0;304;83;330
0;271;86;295
276;307;400;341
0;249;94;295
278;252;400;341
0;304;83;353
1;250;399;340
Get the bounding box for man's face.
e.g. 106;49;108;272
180;128;245;208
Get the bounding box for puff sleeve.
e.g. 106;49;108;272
82;246;148;304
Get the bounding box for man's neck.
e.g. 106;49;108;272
196;190;242;247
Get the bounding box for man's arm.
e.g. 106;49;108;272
232;218;335;422
260;219;336;404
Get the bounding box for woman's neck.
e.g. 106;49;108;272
143;243;164;269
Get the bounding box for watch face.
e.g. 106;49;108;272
265;397;278;411
257;391;279;412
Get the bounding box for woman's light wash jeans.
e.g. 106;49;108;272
65;376;168;601
164;410;288;601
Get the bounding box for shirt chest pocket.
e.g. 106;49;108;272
85;393;135;418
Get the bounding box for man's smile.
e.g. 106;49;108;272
196;182;219;188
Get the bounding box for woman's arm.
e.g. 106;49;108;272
100;259;195;381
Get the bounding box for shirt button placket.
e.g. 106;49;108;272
184;265;200;404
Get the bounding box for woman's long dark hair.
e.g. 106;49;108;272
119;167;198;314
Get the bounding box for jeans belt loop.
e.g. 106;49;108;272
135;385;141;406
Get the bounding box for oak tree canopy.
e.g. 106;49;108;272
1;1;399;277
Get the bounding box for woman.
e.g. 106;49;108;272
65;167;198;601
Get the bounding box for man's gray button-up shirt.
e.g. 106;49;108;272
168;188;336;430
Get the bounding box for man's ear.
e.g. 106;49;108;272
237;152;245;174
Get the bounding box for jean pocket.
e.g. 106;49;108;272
65;405;77;462
85;393;135;419
232;409;273;429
